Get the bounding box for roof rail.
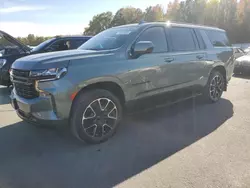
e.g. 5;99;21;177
169;21;221;30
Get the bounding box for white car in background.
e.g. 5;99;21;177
244;47;250;53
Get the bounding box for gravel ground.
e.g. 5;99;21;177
0;77;250;188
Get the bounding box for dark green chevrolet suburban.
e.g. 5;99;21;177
10;22;235;144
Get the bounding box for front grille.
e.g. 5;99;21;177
11;69;39;99
12;69;30;77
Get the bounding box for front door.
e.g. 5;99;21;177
124;26;170;99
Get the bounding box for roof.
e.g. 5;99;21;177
112;21;225;32
54;35;92;39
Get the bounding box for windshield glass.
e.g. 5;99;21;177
79;26;138;51
32;38;55;52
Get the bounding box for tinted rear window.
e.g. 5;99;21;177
205;30;231;47
168;27;197;52
70;39;87;49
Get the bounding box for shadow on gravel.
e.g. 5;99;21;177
0;98;233;188
0;87;11;105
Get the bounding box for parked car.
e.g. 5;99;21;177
0;30;91;86
234;53;250;75
244;47;250;54
233;47;245;59
10;22;235;144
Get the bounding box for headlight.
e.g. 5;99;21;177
0;59;6;68
30;67;67;81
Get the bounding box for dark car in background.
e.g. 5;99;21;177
234;53;250;75
31;35;92;54
0;30;91;86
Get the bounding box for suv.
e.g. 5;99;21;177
10;22;235;144
0;30;91;86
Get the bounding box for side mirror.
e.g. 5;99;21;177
132;41;154;58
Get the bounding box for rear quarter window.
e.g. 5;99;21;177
204;30;231;47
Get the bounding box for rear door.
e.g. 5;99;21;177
162;27;207;88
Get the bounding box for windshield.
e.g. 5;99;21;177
32;38;55;52
79;26;138;51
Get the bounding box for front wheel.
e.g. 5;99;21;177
202;71;225;103
70;89;123;144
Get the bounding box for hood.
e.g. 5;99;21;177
11;49;115;70
0;30;30;52
236;55;250;62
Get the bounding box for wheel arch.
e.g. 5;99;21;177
69;77;126;116
210;65;227;91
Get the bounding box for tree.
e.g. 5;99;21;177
165;0;180;21
144;5;165;22
16;35;52;46
204;0;219;26
84;12;113;35
111;7;144;26
81;1;250;43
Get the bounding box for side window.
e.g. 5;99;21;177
47;40;69;51
137;27;168;53
168;27;197;52
69;39;86;49
205;30;231;47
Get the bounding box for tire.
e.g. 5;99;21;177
70;89;123;144
202;70;225;103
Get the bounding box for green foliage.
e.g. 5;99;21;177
16;35;52;46
144;5;165;22
12;1;250;45
84;1;250;43
111;7;144;27
84;11;113;35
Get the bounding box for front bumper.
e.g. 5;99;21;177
10;88;68;126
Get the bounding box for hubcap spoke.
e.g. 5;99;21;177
98;99;111;111
82;105;96;125
85;124;97;131
92;125;98;137
103;123;113;129
107;107;117;120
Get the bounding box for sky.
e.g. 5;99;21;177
0;0;170;37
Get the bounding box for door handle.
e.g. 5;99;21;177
164;57;174;63
196;54;204;59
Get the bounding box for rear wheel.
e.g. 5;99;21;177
203;71;225;103
70;89;123;144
